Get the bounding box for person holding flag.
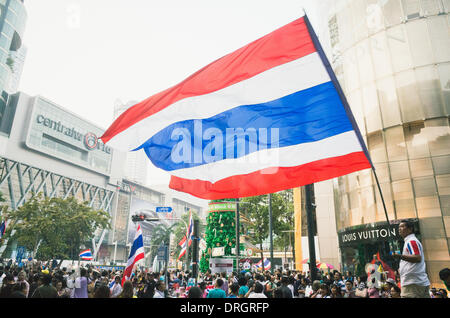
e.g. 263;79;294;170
79;249;93;261
122;224;145;286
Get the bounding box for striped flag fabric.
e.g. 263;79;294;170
101;14;372;200
178;211;193;260
254;258;271;271
122;224;145;285
79;249;93;261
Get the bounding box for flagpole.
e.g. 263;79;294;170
302;13;393;228
305;184;318;282
235;199;240;272
268;194;274;274
185;209;190;272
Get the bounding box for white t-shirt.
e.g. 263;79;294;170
399;234;430;287
248;292;267;298
110;283;123;298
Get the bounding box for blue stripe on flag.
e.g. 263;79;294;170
137;81;353;171
128;235;144;258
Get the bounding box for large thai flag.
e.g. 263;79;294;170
122;224;145;285
101;15;372;200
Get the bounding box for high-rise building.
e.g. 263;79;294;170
113;99;149;185
6;44;26;93
0;0;27;117
308;0;449;286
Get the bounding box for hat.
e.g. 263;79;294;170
386;278;396;285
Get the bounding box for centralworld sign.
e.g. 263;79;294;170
36;114;111;154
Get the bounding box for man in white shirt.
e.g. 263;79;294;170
153;281;166;298
110;276;123;298
246;282;267;298
392;220;430;298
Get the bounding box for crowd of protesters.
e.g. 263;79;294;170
0;258;448;298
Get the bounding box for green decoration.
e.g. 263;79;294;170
199;198;237;273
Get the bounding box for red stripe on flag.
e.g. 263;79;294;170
178;248;186;261
100;17;316;144
410;241;420;256
122;253;145;286
178;235;187;247
169;152;371;200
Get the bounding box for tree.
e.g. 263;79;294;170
149;223;176;260
272;190;295;267
3;194;110;260
241;196;269;271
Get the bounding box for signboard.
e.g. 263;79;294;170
156;207;173;213
209;258;234;274
337;219;419;247
212;247;225;257
96;265;125;271
25;97;112;175
157;246;168;261
208;202;236;213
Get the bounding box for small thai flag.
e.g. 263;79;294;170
255;258;271;271
79;249;93;260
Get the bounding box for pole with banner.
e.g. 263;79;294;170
268;194;274;274
191;219;199;284
305;184;318;281
235;199;240;272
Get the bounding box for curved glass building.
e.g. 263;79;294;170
312;0;449;284
0;0;27;112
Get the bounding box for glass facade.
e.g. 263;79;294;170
322;0;450;285
0;0;26;125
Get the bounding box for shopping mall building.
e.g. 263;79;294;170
0;92;204;265
301;0;450;286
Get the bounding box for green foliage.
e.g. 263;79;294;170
240;195;269;265
172;210;204;265
200;201;236;273
149;223;176;259
198;194;294;273
3;194;110;260
271;190;295;250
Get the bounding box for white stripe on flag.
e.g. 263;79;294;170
107;53;330;151
126;247;145;267
171;131;362;183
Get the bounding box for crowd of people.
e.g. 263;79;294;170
0;259;448;298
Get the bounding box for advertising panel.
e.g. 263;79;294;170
25;96;112;175
209;258;234;274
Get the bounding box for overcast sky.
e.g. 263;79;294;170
18;0;324;203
